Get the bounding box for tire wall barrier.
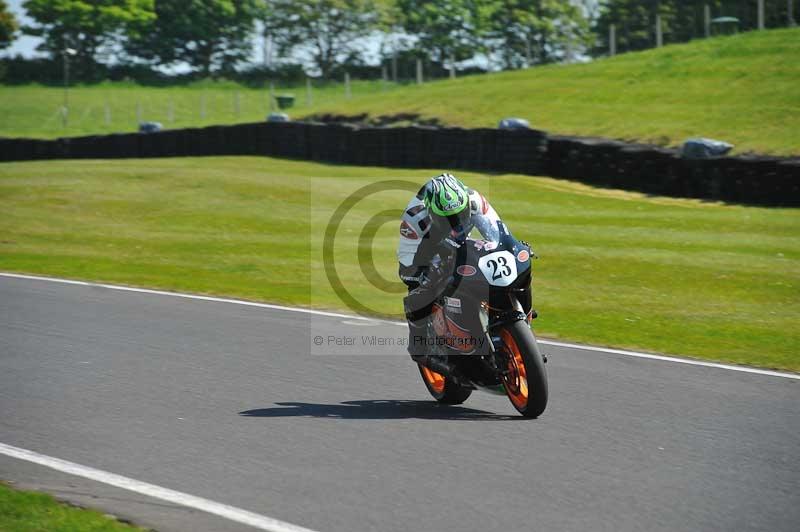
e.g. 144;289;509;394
0;123;796;206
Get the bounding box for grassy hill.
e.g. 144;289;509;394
300;28;800;155
0;28;797;154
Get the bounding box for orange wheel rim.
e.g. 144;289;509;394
420;365;446;394
500;329;529;409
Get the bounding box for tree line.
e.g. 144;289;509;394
0;1;795;84
593;0;796;55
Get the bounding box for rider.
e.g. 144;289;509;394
398;173;501;361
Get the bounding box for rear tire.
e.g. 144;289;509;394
499;320;548;417
418;364;473;405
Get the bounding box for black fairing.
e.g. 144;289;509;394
432;222;533;386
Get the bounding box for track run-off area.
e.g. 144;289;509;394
1;273;798;532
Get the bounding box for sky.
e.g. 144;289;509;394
4;0;42;58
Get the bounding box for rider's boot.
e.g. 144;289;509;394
407;318;465;384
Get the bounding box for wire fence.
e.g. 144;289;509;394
604;0;797;56
0;77;411;139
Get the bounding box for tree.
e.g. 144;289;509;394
0;0;18;50
592;0;674;55
263;0;380;78
23;0;155;80
592;1;796;57
487;0;593;68
712;0;795;30
126;0;258;76
395;0;488;66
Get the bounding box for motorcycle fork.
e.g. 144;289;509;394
479;305;505;375
480;299;529;375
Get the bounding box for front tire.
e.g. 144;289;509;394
418;364;473;405
499;320;548;417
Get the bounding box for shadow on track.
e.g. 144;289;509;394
239;400;521;421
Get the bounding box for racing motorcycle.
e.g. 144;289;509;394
415;221;548;418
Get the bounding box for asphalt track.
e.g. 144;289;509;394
1;275;798;532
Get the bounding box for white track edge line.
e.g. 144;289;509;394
2;272;798;381
0;442;319;532
0;272;369;321
536;339;799;380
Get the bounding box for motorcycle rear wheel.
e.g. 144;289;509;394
499;320;548;417
418;364;473;405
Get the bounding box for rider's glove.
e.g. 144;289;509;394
421;260;449;289
419;268;439;289
419;275;432;289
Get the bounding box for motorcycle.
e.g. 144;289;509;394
415;221;548;418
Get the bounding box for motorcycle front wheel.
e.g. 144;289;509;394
499;320;548;417
418;364;473;405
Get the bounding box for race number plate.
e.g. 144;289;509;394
478;251;517;287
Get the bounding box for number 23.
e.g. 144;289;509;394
487;256;511;280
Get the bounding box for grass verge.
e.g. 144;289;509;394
0;156;798;371
0;482;145;531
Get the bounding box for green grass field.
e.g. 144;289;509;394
0;78;396;139
0;482;145;531
2;28;798;154
1;156;798;371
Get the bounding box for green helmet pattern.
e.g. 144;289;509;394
424;173;469;217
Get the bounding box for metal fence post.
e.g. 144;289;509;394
61;49;74;128
704;4;711;37
609;24;616;56
345;72;351;99
268;83;275;112
655;14;663;47
524;35;532;66
306;77;313;106
789;0;796;26
416;58;423;85
758;0;765;30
